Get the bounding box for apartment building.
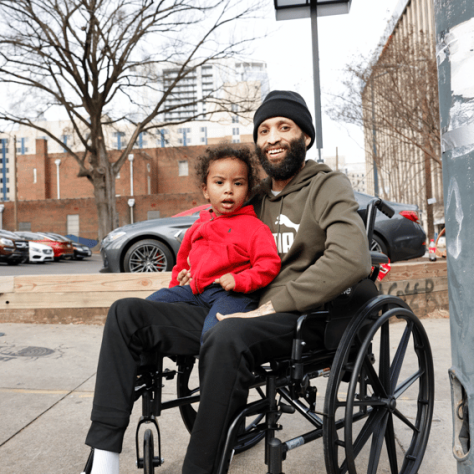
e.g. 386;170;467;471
362;0;443;236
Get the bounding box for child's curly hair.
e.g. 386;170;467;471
195;143;260;194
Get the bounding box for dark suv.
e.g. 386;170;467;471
0;230;29;265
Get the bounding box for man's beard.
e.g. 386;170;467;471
256;134;306;181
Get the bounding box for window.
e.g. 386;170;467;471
232;116;239;123
232;139;240;143
232;128;239;136
17;137;28;154
148;211;161;220
62;134;72;152
178;160;188;176
231;104;239;113
19;222;31;231
33;169;37;183
113;131;126;150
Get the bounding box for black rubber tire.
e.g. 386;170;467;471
176;358;266;454
323;296;434;474
144;429;154;474
123;239;173;273
370;234;389;258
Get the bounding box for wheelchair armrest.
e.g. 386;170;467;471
371;251;389;265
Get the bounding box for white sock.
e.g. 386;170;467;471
90;449;120;474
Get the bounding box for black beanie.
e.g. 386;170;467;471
253;90;315;150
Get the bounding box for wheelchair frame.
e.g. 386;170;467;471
83;199;435;474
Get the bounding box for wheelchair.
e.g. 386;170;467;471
83;198;434;474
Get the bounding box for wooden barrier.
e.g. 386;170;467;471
0;273;171;325
377;260;449;318
0;260;449;325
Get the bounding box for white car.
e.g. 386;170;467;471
29;241;54;263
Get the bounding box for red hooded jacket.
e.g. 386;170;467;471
170;205;281;294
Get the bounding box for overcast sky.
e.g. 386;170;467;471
252;0;403;165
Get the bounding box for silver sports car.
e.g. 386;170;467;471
99;193;426;273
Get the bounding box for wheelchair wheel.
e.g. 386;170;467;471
144;429;154;474
324;296;434;474
176;357;266;454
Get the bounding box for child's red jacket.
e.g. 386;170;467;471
170;205;281;294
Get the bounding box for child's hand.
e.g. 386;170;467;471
215;273;235;291
177;269;192;286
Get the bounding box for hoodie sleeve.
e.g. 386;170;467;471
269;173;372;313
232;223;281;293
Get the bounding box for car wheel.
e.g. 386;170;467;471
370;234;389;257
6;260;20;266
123;239;173;273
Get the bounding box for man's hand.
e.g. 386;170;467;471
216;301;275;321
177;268;192;286
215;273;235;291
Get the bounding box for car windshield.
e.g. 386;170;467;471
16;232;46;241
0;230;19;239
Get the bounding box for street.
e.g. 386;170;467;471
0;254;103;276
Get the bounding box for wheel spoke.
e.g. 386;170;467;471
368;411;390;474
134;248;147;260
394;369;424;399
351;407;387;461
385;413;399;474
393;407;419;432
390;323;413;392
380;321;390;391
363;354;388;398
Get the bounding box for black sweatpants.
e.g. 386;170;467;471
85;297;322;474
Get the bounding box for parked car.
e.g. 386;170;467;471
355;192;426;261
99;192;426;273
0;230;29;265
45;233;92;260
27;241;55;263
15;231;74;261
0;233;16;264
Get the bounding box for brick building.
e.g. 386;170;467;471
0;139;230;242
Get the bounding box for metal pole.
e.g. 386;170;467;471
310;0;323;162
434;1;474;472
371;77;380;197
1;138;7;201
13;135;18;231
54;159;61;199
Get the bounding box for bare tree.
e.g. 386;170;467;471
327;25;442;239
0;0;264;240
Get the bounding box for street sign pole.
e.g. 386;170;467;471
310;0;323;162
433;1;474;470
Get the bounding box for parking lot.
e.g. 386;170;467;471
0;254;103;276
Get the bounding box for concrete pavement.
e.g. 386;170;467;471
0;318;456;474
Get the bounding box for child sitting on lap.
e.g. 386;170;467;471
146;143;281;342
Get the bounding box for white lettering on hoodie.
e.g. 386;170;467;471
273;214;299;254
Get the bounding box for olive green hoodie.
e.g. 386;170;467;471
251;160;371;313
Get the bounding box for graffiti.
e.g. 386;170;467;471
378;278;441;313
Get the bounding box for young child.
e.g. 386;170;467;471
146;143;281;342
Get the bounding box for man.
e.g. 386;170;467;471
83;90;371;474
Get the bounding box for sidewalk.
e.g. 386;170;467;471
0;318;455;474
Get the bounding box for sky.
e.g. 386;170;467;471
251;0;403;165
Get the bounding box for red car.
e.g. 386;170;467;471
16;231;74;261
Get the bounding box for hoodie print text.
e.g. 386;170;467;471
273;214;300;254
